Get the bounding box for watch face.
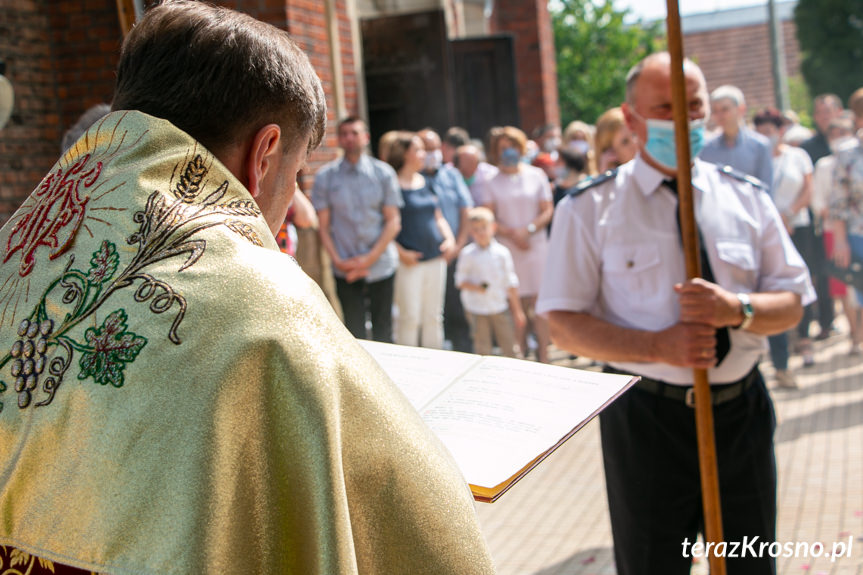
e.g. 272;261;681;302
737;293;754;329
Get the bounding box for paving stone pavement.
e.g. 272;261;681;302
474;328;863;574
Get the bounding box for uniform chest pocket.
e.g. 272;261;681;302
714;239;757;291
715;240;756;270
601;243;666;319
603;244;662;274
601;243;672;327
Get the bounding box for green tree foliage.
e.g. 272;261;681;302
787;75;813;128
552;0;664;127
794;0;863;103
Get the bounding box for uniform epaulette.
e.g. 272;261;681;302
718;165;767;190
567;168;618;198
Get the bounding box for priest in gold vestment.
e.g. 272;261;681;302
0;3;495;574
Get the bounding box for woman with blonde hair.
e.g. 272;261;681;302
482;126;554;362
377;129;399;161
386;131;456;348
594;107;637;173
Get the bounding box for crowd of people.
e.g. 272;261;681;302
308;111;635;361
299;54;846;573
305;85;861;379
3;1;863;571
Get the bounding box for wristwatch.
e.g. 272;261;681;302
526;223;537;234
735;293;754;330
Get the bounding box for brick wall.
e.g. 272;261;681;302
0;0;121;226
47;0;121;133
0;0;359;224
285;0;359;180
684;19;802;115
0;0;61;225
491;0;560;135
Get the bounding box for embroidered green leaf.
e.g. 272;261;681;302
78;309;147;388
87;240;119;284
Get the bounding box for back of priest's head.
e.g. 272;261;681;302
111;0;326;157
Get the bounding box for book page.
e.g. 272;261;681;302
417;356;632;490
359;342;636;498
359;340;480;410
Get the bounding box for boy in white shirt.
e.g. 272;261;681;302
455;207;526;356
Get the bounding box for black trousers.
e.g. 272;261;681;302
808;225;835;334
792;222;832;337
600;368;777;575
335;273;394;343
444;260;472;353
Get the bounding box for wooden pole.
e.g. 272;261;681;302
115;0;137;37
664;2;727;574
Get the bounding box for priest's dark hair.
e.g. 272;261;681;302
112;0;326;157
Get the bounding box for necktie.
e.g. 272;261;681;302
663;179;730;366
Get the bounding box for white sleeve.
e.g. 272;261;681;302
454;249;470;286
536;193;602;315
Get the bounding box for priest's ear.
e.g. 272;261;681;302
245;123;282;198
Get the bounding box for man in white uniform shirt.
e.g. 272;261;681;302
537;52;814;575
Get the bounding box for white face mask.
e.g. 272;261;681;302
568;140;590;155
830;136;855;154
543;137;562;153
423;149;443;171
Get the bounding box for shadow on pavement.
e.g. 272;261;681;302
532;546;615;575
775;396;863;444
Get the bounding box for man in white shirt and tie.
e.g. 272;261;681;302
537;52;814;575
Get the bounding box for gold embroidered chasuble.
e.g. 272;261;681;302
0;111;495;575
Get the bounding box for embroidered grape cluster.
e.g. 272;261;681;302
9;319;53;408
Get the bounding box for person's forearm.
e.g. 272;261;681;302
316;212;342;265
547;311;660;363
790;178;813;215
741;291;803;335
455;211;470;250
549;309;732;369
365;212;401;264
460;281;485;293
291;189;318;229
507;288;522;314
532;203;554;230
437;215;455;244
834;218;847;238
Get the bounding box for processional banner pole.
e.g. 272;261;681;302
664;1;727;573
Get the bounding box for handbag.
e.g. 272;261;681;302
824;256;863;292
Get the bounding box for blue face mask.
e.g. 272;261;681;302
642;118;706;170
500;147;521;167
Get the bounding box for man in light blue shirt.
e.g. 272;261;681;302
313;117;402;342
699;85;773;194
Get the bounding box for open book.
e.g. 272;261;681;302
360;341;638;503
